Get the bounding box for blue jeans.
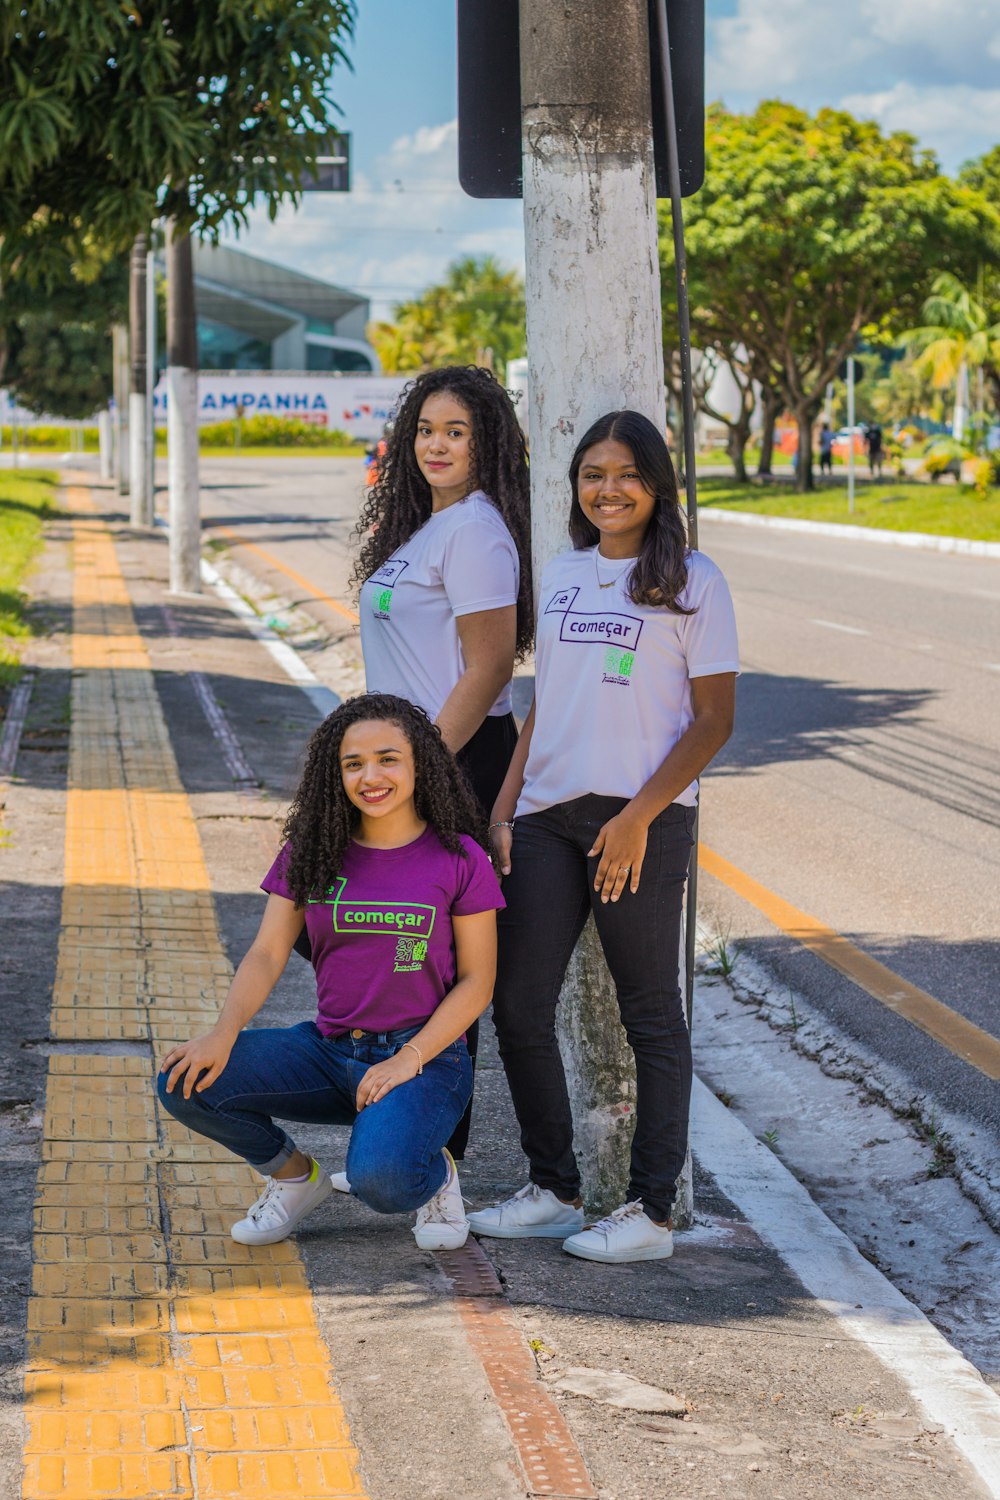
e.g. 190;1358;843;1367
157;1021;472;1214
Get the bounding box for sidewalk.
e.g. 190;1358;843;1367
1;475;999;1500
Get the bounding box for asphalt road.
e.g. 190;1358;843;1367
184;456;1000;1148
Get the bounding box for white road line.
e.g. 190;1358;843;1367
161;603;259;787
691;1077;1000;1497
986;664;1000;673
810;618;869;635
200;558;340;720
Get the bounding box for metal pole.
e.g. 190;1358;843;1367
847;354;856;515
654;0;700;1228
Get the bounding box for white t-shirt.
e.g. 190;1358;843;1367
359;491;520;721
516;546;739;818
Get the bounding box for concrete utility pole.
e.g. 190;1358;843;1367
166;220;201;593
129;234;152;526
111;323;130;496
519;0;684;1218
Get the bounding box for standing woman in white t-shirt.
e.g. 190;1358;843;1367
467;409;739;1263
352;364;533;1157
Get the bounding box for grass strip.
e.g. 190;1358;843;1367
0;471;59;688
697;477;1000;543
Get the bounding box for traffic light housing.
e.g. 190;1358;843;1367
457;0;704;200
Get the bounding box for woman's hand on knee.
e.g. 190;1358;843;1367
356;1049;420;1111
160;1029;234;1100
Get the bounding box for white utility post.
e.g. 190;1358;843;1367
847;354;856;515
146;242;157;515
129;234;152;526
519;0;684;1219
166;219;201;594
112;324;129;496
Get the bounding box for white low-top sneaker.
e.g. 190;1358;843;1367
413;1149;468;1251
230;1160;333;1246
466;1183;584;1240
562;1200;673;1263
329;1170;351;1193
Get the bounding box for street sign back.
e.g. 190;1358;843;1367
301;132;351;192
457;0;704;199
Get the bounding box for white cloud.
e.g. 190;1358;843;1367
220;117;525;324
841;82;1000;168
708;0;1000;169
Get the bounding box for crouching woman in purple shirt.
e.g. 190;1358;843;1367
157;693;504;1251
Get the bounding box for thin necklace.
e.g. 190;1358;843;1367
594;548;634;589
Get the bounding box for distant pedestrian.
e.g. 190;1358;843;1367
818;420;833;476
468;410;739;1264
158;694;504;1251
865;422;884;478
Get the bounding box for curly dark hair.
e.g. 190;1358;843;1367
351;365;534;656
280;693;488;906
568;410;695;615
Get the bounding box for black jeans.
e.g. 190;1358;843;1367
491;795;695;1223
448;711;518;1157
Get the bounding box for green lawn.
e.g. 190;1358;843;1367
0;471;59;687
696;476;1000;543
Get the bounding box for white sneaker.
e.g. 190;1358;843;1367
562;1200;673;1263
329;1170;351;1193
413;1149;468;1251
230;1159;333;1245
466;1183;584;1240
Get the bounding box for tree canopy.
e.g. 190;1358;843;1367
0;1;355;282
0;245;127;416
368;256;526;376
660;101;1000;487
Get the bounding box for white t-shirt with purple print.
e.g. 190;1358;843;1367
516;546;739;819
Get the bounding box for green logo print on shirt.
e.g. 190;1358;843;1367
602;646;635;686
394;935;429;973
372;587;393;618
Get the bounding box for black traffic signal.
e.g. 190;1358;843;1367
457;0;704;200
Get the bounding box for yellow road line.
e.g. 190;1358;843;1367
24;488;367;1500
699;842;1000;1081
213;523;361;624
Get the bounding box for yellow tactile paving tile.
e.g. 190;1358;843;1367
195;1450;365;1499
24;486;367;1500
22;1453;192;1500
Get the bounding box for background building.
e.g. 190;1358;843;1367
189;242;380;374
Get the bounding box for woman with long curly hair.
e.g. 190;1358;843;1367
467;411;739;1264
354;363;531;807
157;694;504;1252
352;363;531;1159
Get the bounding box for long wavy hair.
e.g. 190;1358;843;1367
352;365;534;655
281;693;488;905
568;410;694;614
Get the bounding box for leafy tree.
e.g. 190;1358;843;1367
369;256;526;376
1;248;126;416
902;271;1000;431
659;102;1000;489
0;1;356;279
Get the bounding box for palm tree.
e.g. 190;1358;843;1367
903;272;1000;443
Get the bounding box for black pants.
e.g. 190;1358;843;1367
292;711;517;1160
491;795;695;1223
448;711;519;1157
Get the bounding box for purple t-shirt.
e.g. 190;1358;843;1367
261;829;504;1036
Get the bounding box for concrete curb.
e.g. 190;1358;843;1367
691;1078;1000;1495
699;505;1000;560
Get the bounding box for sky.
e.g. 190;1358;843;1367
220;0;1000;324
